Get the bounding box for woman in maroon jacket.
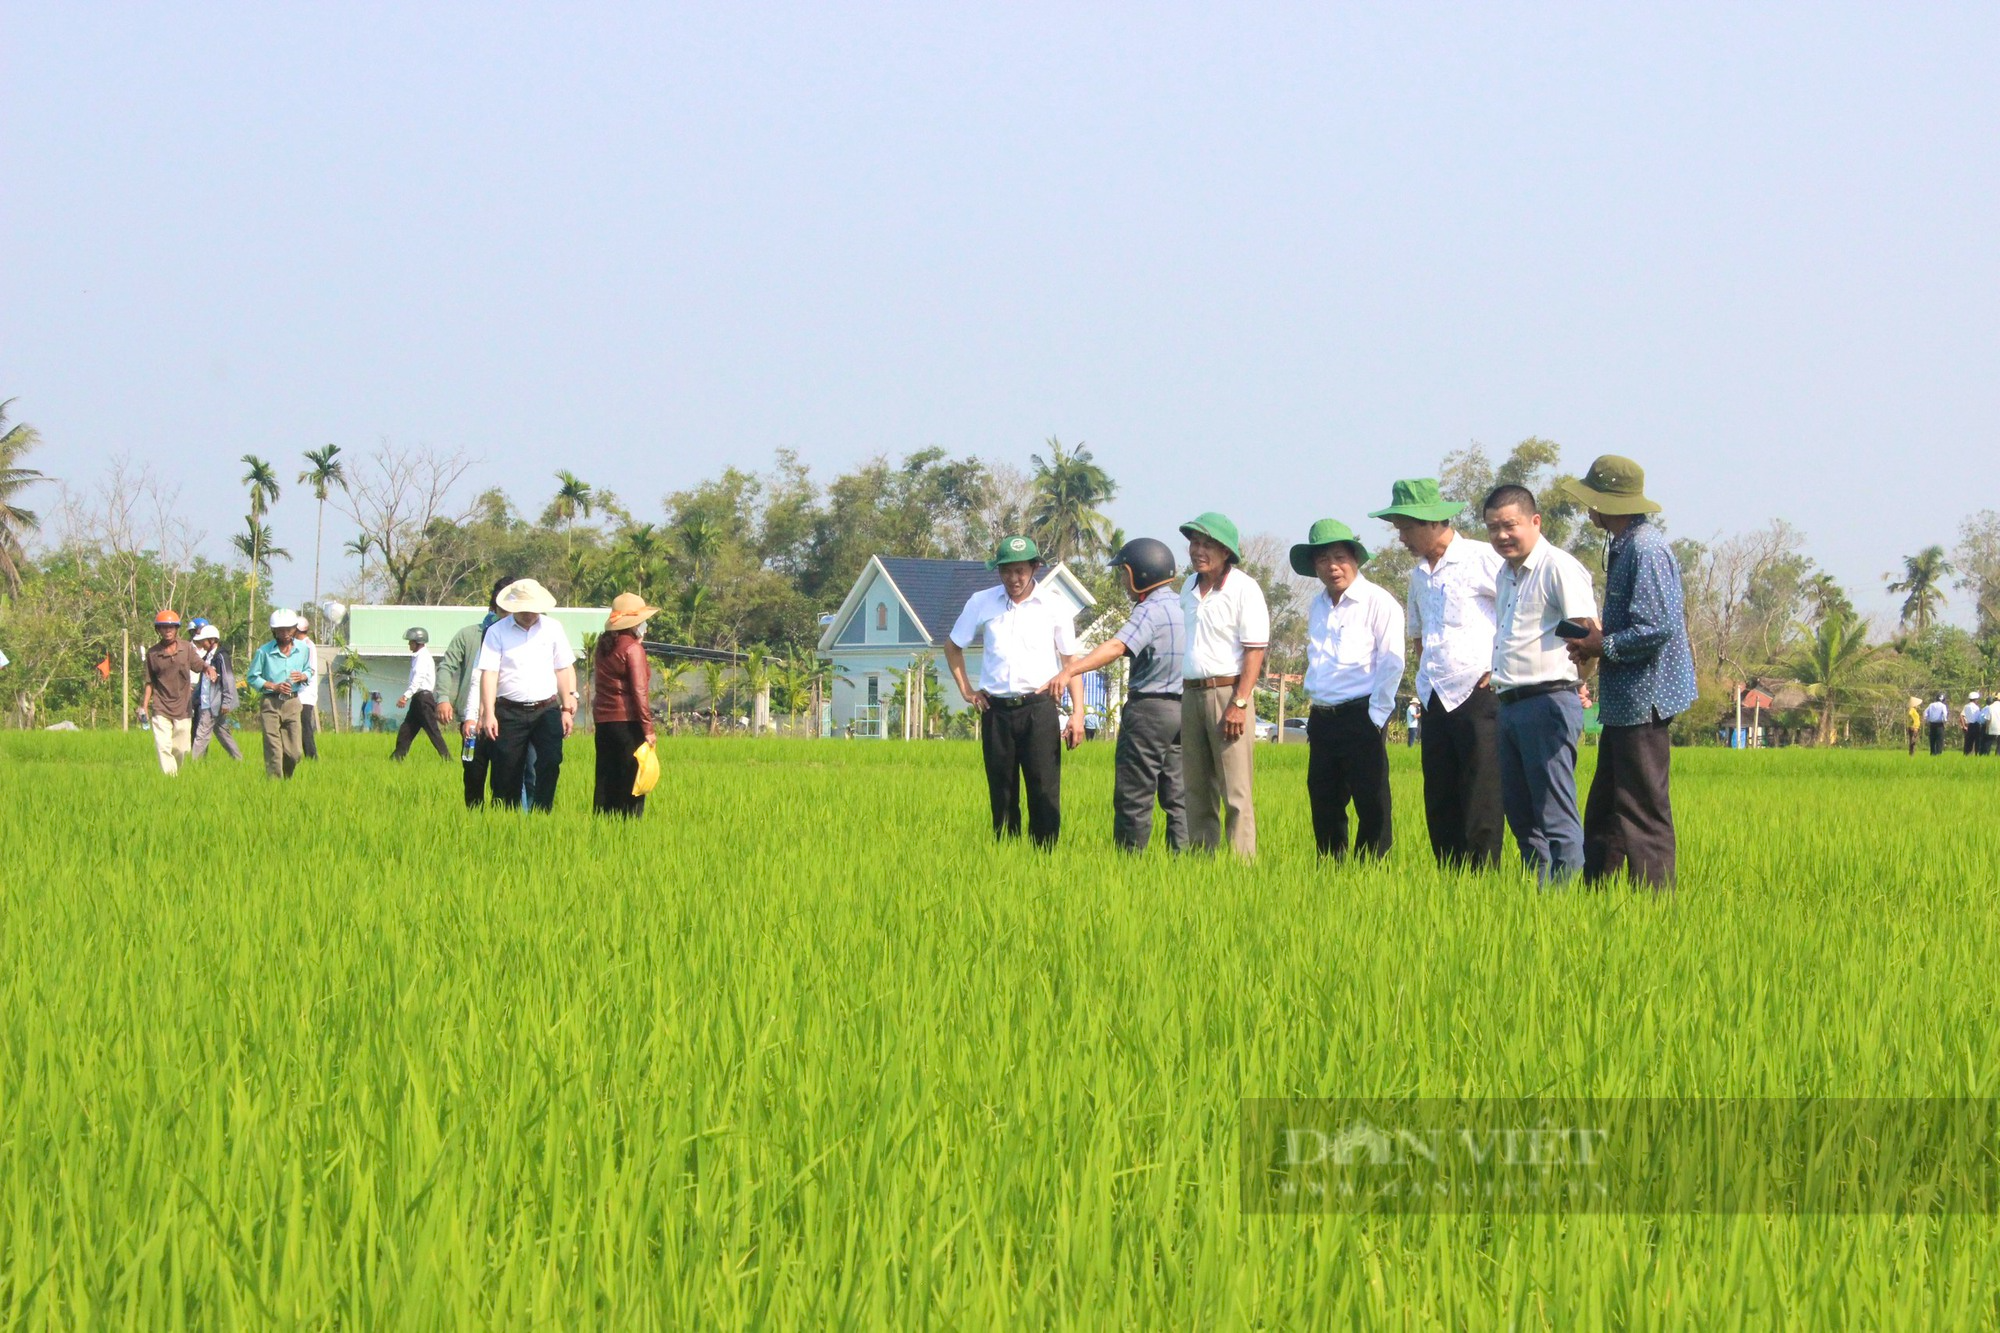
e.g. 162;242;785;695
592;593;659;816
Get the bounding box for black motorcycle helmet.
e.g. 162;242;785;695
1109;537;1179;596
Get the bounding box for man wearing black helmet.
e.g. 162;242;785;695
1046;537;1188;851
391;625;451;760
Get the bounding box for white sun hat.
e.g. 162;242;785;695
495;578;558;615
269;607;297;629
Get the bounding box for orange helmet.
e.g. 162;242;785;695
153;608;182;626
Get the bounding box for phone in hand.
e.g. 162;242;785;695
1555;618;1591;640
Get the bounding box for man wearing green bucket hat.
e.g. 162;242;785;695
1292;519;1404;860
1178;512;1268;857
944;534;1086;847
1370;477;1508;871
1558;456;1697;890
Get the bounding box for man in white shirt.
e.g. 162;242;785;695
1485;484;1599;883
293;615;322;759
1923;694;1948;756
1178;511;1269;857
1962;693;1983;756
1373;476;1508;871
944;534;1084;846
1293;520;1404;860
476;578;580;812
1984;692;1999;756
392;626;451;760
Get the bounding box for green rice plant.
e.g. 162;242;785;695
2;732;1998;1328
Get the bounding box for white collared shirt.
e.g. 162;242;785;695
475;614;578;703
1303;574;1406;726
1180;567;1271;679
406;647;437;695
949;581;1079;697
1964;701;1983;726
1407;533;1504;712
1492;539;1598;690
1924;701;1948;724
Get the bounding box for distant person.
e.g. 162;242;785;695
245;608;313;779
1485;485;1598;884
1405;700;1421;747
437;576;516;808
392;627;450;759
1907;696;1922;756
593;593;659;817
293;615;321;759
1924;695;1948;756
1983;693;1999;757
1963;693;1982;756
1045;537;1188;853
1178;513;1268;857
477;578;580;812
361;692;379;731
189;622;242;760
943;534;1085;847
1374;476;1507;870
1293;519;1403;860
1561;456;1698;890
140;608;211;776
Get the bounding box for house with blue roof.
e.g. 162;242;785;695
815;556;1098;737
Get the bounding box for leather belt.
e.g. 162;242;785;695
986;693;1043;709
1310;696;1371;715
1496;680;1579;706
1127;690;1182;703
496;695;560;713
1187;675;1240;691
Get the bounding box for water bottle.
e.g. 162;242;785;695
461;731;477;763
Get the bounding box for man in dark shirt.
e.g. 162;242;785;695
140;608;213;776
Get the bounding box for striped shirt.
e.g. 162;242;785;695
1114;586;1186;695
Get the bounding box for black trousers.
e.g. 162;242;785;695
1965;726;1980;756
300;705;319;759
1419;687;1503;870
1112;694;1187;851
594;720;648;817
1583;714;1676;890
980;695;1062;846
462;727;493;807
393;689;450;759
1929;721;1945;755
488;699;564;812
1306;701;1392;859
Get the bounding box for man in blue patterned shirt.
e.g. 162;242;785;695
1562;456;1698;890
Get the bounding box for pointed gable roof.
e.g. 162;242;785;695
818;555;1098;652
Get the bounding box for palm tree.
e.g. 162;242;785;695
1789;613;1878;746
1027;438;1117;563
1887;546;1952;638
614;522;664;594
241;454;281;656
655;658;694;731
550;471;595;580
298;444;346;621
231;520;291;580
0;399;49;595
1803;572;1854;627
699;659;727;736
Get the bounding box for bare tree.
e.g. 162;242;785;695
50;457;204;631
335;444;478;601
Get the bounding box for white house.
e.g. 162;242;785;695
815;556;1098;737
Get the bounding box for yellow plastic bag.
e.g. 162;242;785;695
632;741;660;797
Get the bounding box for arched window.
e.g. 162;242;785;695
876;603;888;631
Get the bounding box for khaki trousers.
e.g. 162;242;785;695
260;694;304;779
1181;687;1257;857
151;714;193;775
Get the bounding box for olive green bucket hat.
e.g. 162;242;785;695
1562;455;1661;515
1289;519;1371;576
986;533;1042;568
1178;511;1242;560
1368;477;1465;524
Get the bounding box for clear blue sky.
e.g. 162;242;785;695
6;3;1995;622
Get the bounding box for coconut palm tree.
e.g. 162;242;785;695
654;657;694;731
1027;438;1117;563
0;399;49;595
231;520;291;580
1789;613;1879;746
298;444;346;621
241;455;282;655
549;471;595;581
1887;546;1953;638
614;522;665;594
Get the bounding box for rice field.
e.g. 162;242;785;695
3;730;1999;1328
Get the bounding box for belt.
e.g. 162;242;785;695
1128;690;1182;703
986;693;1044;709
496;695;560;712
1310;696;1371;715
1187;675;1240;691
1496;679;1579;706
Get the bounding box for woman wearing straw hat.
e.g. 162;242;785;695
476;578;580;812
592;593;659;817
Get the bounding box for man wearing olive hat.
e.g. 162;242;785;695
1179;512;1269;857
1044;536;1189;852
1370;477;1508;870
944;534;1085;847
1294;520;1404;860
1560;456;1697;890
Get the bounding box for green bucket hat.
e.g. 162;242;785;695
986;533;1042;568
1367;477;1465;524
1178;511;1242;560
1562;455;1661;515
1289;519;1371;576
